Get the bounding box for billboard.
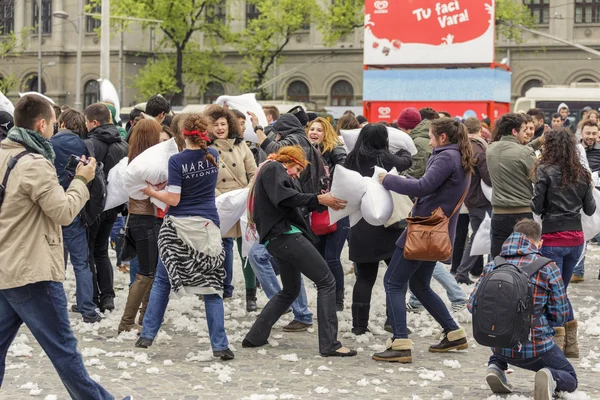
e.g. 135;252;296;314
364;0;495;66
364;101;510;123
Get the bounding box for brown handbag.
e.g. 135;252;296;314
403;177;471;262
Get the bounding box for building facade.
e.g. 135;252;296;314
0;0;599;110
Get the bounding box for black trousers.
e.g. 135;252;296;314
87;209;118;303
128;214;161;277
451;214;470;273
491;212;533;257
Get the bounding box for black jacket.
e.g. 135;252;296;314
322;145;346;180
533;125;544;140
85;124;129;177
253;161;321;244
585;141;600;173
531;164;596;234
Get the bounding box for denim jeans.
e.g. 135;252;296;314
385;247;459;339
245;234;342;354
87;209;118;303
491;213;533;258
489;346;578;393
456;206;490;280
541;244;584;325
573;243;586;278
140;258;229;351
62;216;97;319
222;238;234;298
129;257;140;286
408;262;468;308
314;217;350;292
247;242;313;324
0;282;113;399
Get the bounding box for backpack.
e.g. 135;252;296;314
79;141;107;228
472;256;552;349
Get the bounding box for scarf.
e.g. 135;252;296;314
7;126;55;162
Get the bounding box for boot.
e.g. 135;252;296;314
118;274;153;334
351;303;370;335
429;327;468;352
372;338;413;363
335;289;344;312
552;326;566;352
564;320;579;358
137;279;154;326
246;288;257;312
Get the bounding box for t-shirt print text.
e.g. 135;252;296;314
181;161;218;180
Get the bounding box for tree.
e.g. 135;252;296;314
495;0;536;42
0;29;30;93
130;57;181;101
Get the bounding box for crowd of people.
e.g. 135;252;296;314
0;93;598;400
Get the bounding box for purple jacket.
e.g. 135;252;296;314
382;144;470;250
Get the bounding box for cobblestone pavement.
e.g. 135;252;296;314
2;245;600;400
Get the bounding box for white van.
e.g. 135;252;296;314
514;83;600;123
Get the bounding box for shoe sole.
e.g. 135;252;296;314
534;369;553;400
486;373;513;394
371;355;412;363
282;326;312;332
428;343;469;353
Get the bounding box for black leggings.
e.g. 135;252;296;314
352;260;391;305
128;214;161;277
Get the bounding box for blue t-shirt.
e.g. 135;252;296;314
167;148;220;226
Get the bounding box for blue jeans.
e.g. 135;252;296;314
314;217;350;292
489;346;578;393
541;244;584;325
62;216;97;318
0;282;113;399
247;242;313;324
129;256;140;286
110;216;126;266
573;243;586;278
222;238;234;298
140;258;229;351
384;247;459;339
408;262;468;308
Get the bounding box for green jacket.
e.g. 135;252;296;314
404;120;432;179
486;135;538;212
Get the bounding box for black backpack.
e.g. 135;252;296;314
79;141;107;228
472;256;552;349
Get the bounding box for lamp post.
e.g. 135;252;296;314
53;0;83;111
37;0;42;93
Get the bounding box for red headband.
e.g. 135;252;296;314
182;129;210;142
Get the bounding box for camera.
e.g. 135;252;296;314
65;155;89;176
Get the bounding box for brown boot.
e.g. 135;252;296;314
552;326;566;352
564;320;579;358
372;338;413;363
137;279;154;326
118;274;152;334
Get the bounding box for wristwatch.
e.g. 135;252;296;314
254;125;264;132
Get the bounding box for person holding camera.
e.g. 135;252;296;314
0;95;123;399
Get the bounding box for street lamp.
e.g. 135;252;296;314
53;0;83;111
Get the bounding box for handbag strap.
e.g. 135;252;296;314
449;176;471;219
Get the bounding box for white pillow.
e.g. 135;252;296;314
216;188;250;235
216;93;268;144
328;165;368;224
360;166;394;226
104;157;129;211
470;213;491;256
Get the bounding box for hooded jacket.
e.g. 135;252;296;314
404;119;432;179
85;124;129;177
557;102;572;130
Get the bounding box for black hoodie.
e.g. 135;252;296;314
85;123;129;176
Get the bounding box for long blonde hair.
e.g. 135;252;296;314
307;117;342;154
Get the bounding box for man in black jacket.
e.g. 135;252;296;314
527;108;546;141
582;119;600;174
84;103;129;312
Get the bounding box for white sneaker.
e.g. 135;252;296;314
534;368;555;400
451;302;467;313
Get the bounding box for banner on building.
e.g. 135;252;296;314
364;0;495;66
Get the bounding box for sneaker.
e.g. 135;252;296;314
135;337;153;348
122;396;133;400
83;313;103;324
534;368;555;400
406;303;424;313
485;365;513;394
571;274;585;283
455;277;475;285
100;297;115;312
451;302;467;313
282;320;313;332
213;348;235;361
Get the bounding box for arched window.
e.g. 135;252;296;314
23;74;46;94
203;82;224;104
0;0;15;35
286;80;309;103
578;78;596;83
330;80;354;106
84;80;100;108
521;79;543;97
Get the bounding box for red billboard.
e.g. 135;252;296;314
364;101;510;123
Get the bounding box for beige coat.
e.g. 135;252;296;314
211;139;257;238
0;140;89;290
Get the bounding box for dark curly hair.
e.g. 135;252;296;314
534;127;591;187
182;113;217;167
204;104;243;144
492;113;525;142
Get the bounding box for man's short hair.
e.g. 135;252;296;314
84;103;111;125
514;219;542;243
58;108;86;136
129;108;143;123
419;107;438;121
464;117;481;134
494;113;525;138
262;106;280;121
527;108;545;121
581;118;599;130
552;113;562;120
13;95;54;131
522;114;533;123
145;95;170;118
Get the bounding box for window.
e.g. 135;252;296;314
0;0;14;35
330;80;354;106
521;78;543;97
523;0;550;24
575;0;600;23
286;80;310;103
86;1;101;33
246;2;259;27
33;0;52;34
203;82;224;104
23;74;46;93
84;80;100;108
206;0;226;24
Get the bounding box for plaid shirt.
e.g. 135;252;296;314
467;233;568;359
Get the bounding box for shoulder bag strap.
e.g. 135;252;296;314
521;257;553;276
0;150;31;209
449;176;471;218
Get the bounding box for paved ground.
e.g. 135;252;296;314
2;245;600;400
